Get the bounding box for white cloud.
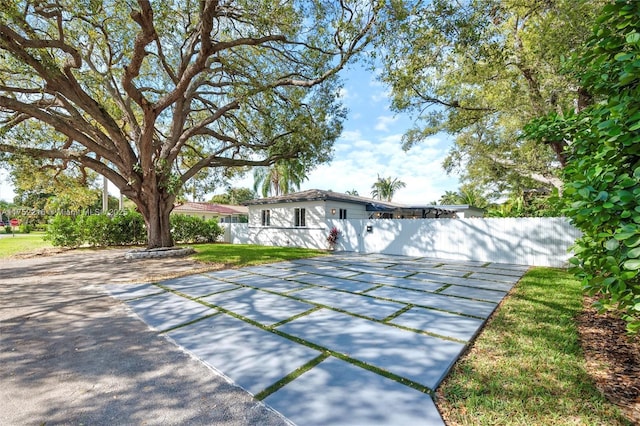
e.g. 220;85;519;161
374;115;398;132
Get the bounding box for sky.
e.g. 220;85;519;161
0;64;460;205
228;63;460;204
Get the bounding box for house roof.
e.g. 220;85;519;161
173;202;248;215
242;189;467;214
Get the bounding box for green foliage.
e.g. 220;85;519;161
45;215;83;248
170;214;224;244
525;0;640;332
18;223;31;233
376;0;602;197
370;175;406;201
46;210;146;248
209;187;256;205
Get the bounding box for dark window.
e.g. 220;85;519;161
261;209;271;226
294;208;306;227
339;208;347;219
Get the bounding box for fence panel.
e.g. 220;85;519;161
327;217;580;267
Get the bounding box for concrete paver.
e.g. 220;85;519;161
276;308;466;390
440;284;507;303
103;253;528;425
389;306;485;341
366;285;498;318
166;313;321;394
289;286;405;320
126;292;216;331
293;273;376;292
160;274;240;297
201;287;315;325
264;357;444;426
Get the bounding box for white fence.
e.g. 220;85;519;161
222;218;581;267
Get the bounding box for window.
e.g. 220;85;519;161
339;208;347;219
294;208;306;227
261;209;271;226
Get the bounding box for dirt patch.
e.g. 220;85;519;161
578;297;640;424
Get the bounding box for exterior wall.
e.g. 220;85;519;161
327;217;580;267
242;202;580;267
248;200;326;229
324;201;369;220
221;223;249;244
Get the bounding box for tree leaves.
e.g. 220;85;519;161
525;0;640;333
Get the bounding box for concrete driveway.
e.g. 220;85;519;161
105;253;527;425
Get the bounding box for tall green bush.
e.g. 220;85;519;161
526;1;640;332
170;214;223;243
46;214;83;248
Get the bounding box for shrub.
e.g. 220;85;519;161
46;214;82;247
170;214;223;243
18;224;31;234
525;1;640;332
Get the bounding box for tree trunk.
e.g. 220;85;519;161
134;181;175;249
144;201;174;249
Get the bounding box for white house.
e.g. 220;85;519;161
241;189;483;248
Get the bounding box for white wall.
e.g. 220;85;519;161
327;217;580;267
227;217;581;267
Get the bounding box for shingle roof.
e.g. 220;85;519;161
173;202;248;215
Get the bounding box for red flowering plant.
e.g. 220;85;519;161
327;226;341;250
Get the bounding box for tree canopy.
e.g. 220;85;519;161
525;0;640;332
376;0;603;197
0;0;382;247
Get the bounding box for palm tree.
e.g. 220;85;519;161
345;189;359;196
253;160;308;197
370;175;406;202
439;190;460;205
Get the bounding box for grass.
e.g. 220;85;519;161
190;243;328;267
0;232;52;258
436;267;631;425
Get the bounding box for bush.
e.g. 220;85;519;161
46;210;148;248
18;224;32;234
170;214;223;243
46;214;83;247
525;1;640;332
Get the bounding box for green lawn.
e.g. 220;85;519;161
190;243;327;267
436;267;631;425
0;233;52;258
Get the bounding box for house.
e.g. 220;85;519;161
242;189;483;228
172;201;248;223
240;189;484;248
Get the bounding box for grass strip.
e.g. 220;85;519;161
436;267;631;426
190;243;327;266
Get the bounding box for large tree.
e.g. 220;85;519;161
0;0;381;248
376;0;602;196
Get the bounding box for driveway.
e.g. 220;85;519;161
104;253;527;425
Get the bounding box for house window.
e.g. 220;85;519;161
339;208;347;219
261;209;271;226
294;208;306;227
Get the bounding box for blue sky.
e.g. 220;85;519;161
230;63;461;204
0;64;460;204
